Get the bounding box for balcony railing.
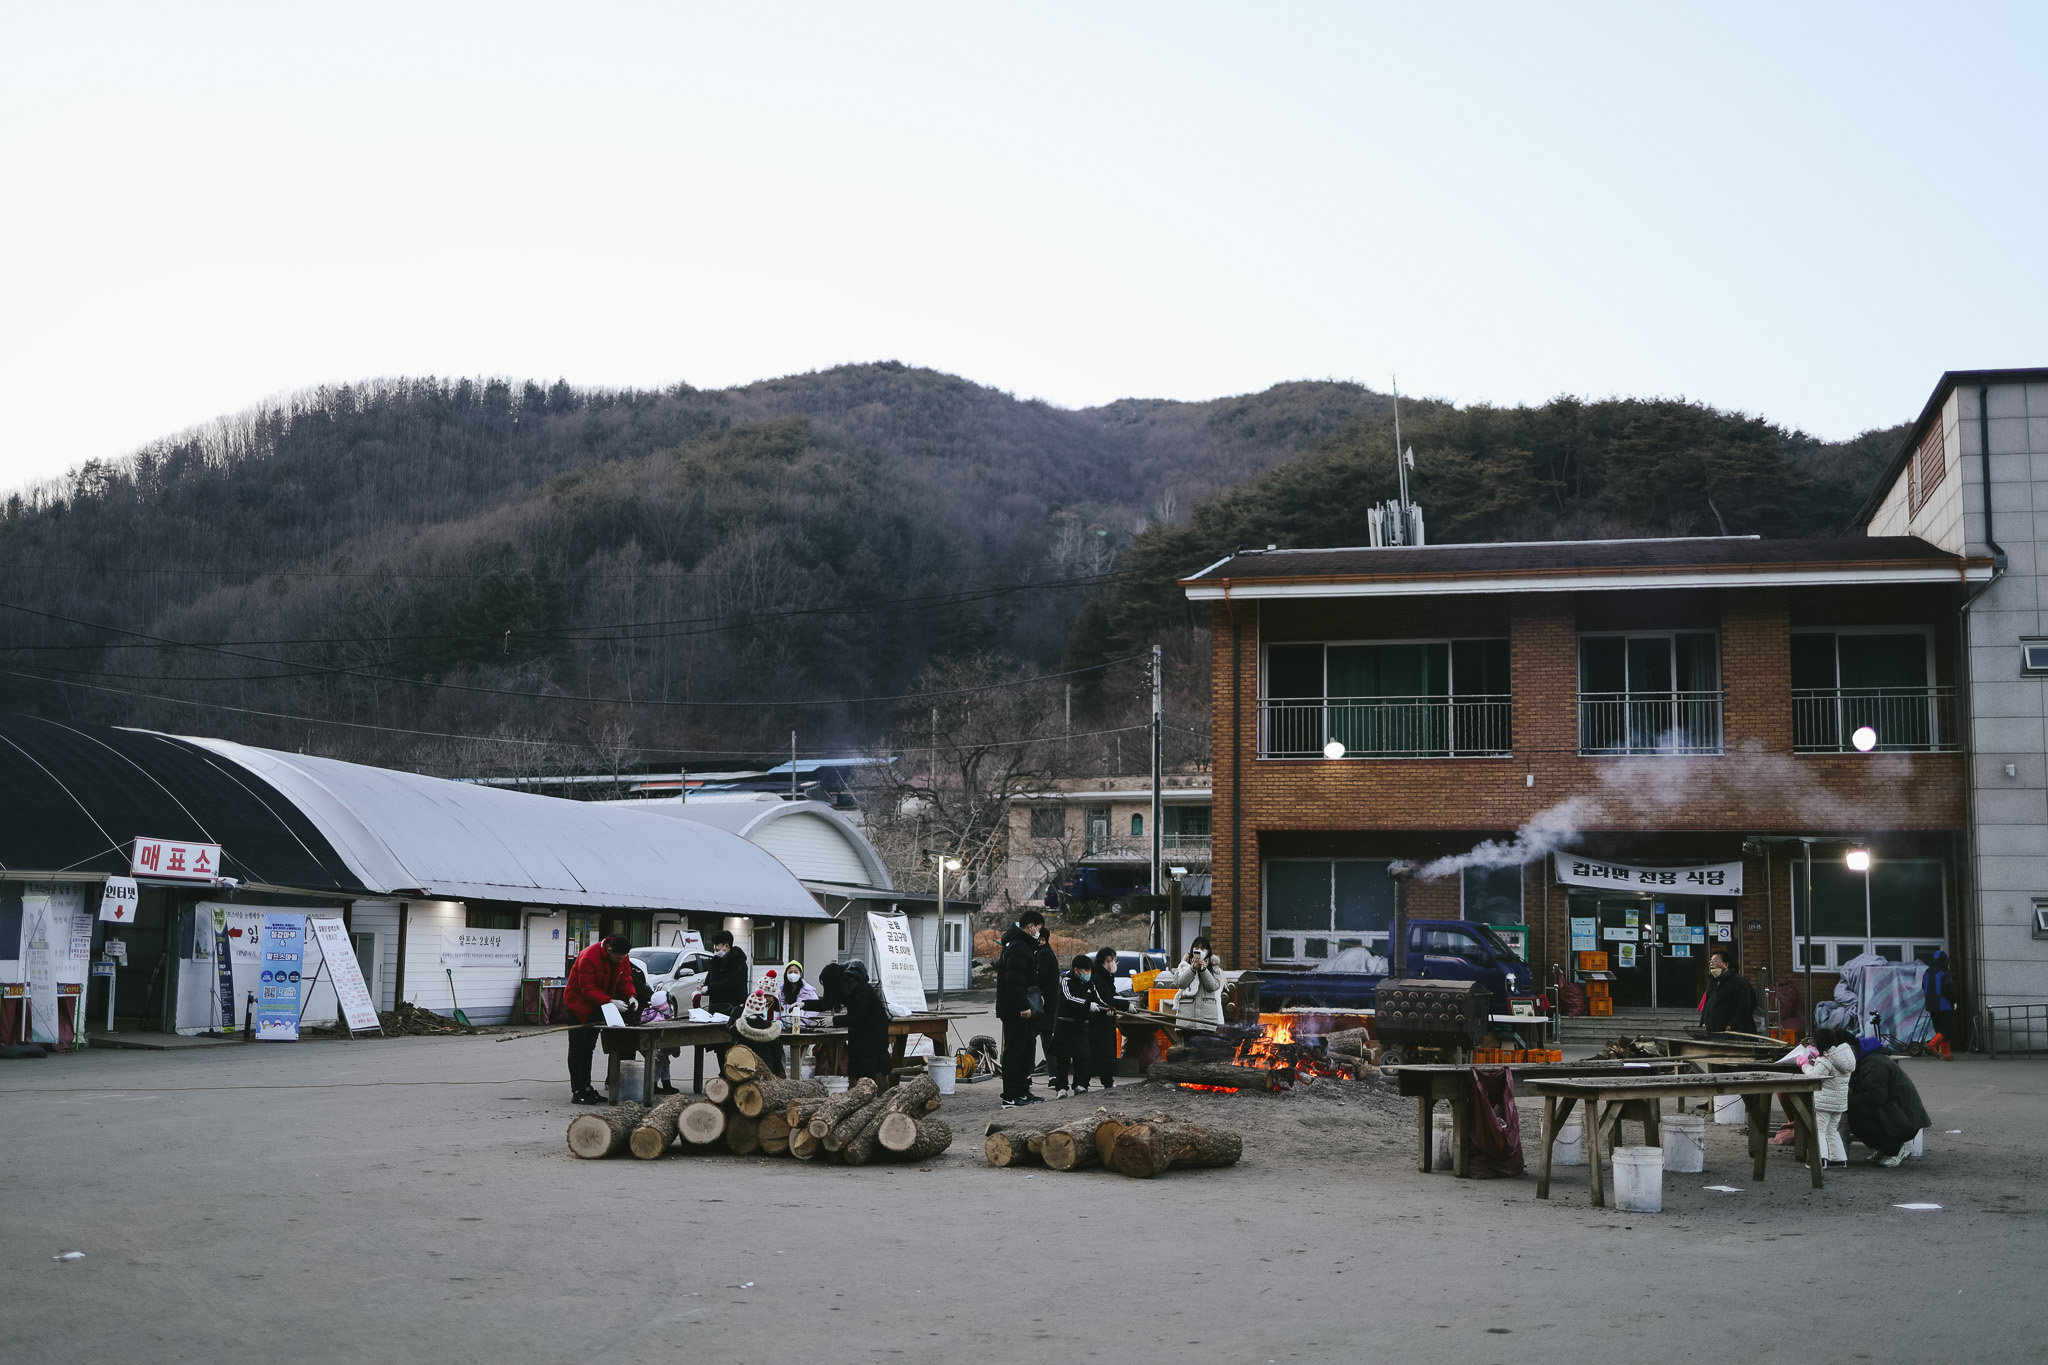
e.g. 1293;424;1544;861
1578;691;1723;756
1793;686;1957;753
1259;696;1512;759
1081;832;1212;859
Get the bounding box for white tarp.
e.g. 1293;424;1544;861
1553;853;1743;897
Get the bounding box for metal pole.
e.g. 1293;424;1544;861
791;731;797;801
1802;840;1815;1032
935;859;945;1007
1151;643;1164;954
1390;862;1413;978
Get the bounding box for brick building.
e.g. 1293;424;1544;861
1184;533;1988;1023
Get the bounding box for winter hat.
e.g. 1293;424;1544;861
735;973;783;1043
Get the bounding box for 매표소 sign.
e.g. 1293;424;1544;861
1552;853;1743;897
132;837;224;882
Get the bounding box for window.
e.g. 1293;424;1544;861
1578;631;1721;755
1131;813;1144;838
943;922;963;953
350;931;375;987
1029;806;1067;840
755;921;783;963
1909;423;1946;513
2023;642;2048;676
1461;864;1524;925
1417;925;1489;962
1792;629;1948;752
1792;858;1946;964
1261;638;1511;758
1085;806;1112;854
466;907;520;930
1165;806;1211;838
1263;859;1395;963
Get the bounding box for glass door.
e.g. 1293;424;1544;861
1579;892;1652;1008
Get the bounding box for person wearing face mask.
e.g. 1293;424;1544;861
1158;936;1226;1028
1699;950;1758;1036
702;930;750;1021
1088;946;1129;1089
1050;953;1109;1099
996;909;1048;1107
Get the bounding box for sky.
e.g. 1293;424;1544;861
3;2;2045;489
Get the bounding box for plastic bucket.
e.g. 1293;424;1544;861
618;1059;648;1103
1713;1093;1747;1125
1432;1113;1454;1169
1612;1145;1665;1213
823;1076;849;1096
1661;1114;1707;1173
928;1055;957;1095
1908;1128;1924;1158
1554;1112;1586;1166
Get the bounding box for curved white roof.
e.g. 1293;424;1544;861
631;794;892;890
180;738;829;918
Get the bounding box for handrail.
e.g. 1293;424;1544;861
1258;694;1512;758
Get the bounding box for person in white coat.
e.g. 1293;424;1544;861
1159;936;1226;1028
1801;1026;1858;1168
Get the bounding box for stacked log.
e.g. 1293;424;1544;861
843;1076;940;1166
1147;1060;1294;1092
735;1076;826;1119
679;1100;728;1147
1106;1120;1242;1178
629;1096;687;1160
981;1107;1242;1180
878;1114;953;1160
567;1103;649;1159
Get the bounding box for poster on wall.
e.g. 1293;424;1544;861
213;907;236;1030
309;917;379;1033
24;895;58;1043
1617;943;1637;969
440;929;523;970
1570;917;1597;952
865;911;929;1018
256;913;305;1041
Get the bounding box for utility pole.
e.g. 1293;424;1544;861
1151;642;1164;954
790;731;798;801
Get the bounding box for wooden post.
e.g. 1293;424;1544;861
393;901;409;1008
1538;1094;1557;1199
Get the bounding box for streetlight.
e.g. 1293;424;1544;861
1851;725;1878;752
1323;739;1347;760
1845;847;1871;873
932;854;962;1006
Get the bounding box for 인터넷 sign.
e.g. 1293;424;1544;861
99;876;140;923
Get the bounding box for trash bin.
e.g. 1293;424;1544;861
1613;1145;1665;1213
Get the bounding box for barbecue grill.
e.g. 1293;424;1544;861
1373;978;1490;1066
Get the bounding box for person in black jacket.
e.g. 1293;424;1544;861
1846;1045;1932;1166
1699;951;1758;1036
1050;954;1103;1098
703;931;750;1018
1088;946;1129;1089
1033;926;1062;1085
996;910;1048;1107
818;960;892;1084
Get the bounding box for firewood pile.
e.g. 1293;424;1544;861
983;1108;1243;1179
566;1043;955;1165
1149;1023;1380;1092
377;1001;472;1036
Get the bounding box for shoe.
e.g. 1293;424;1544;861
1020;1093;1046;1105
571;1089;606;1105
1101;1078;1115;1089
1878;1152;1905;1168
1074;1085;1090;1094
1002;1097;1028;1108
654;1082;680;1096
1050;1087;1070;1100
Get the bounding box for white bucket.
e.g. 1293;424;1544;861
1432;1113;1454;1169
1907;1128;1924;1158
1554;1112;1586;1166
822;1076;849;1096
618;1059;647;1103
1612;1145;1665;1213
927;1055;957;1095
799;1058;816;1080
1661;1114;1707;1173
1713;1093;1747;1125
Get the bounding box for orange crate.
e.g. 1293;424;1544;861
1578;951;1609;972
1589;998;1614;1017
1585;981;1611;999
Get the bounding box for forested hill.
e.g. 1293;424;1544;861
0;365;1384;771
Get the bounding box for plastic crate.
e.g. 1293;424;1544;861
1589;998;1614;1016
1578;951;1609;972
1586;980;1611;999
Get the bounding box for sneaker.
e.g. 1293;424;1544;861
1048;1088;1069;1100
1878;1152;1905;1168
1073;1085;1090;1094
1020;1093;1046;1105
654;1082;680;1096
1002;1097;1028;1108
1101;1077;1116;1089
571;1089;606;1105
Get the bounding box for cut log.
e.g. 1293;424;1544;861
678;1099;728;1146
789;1096;829;1130
736;1075;827;1119
1092;1110;1169;1158
1107;1120;1243;1179
843;1075;941;1167
759;1134;790;1154
983;1115;1069;1167
790;1126;823;1160
1148;1060;1293;1092
1041;1116;1103;1171
879;1113;953;1159
703;1076;732;1105
722;1045;764;1082
1325;1028;1372;1055
628;1095;687;1160
758;1113;792;1143
566;1103;648;1159
724;1113;761;1155
807;1078;879;1139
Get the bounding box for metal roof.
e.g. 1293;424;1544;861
1181;535;1989;600
629;794;893;895
181;738;829;918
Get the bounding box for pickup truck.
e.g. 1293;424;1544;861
1238;920;1538;1017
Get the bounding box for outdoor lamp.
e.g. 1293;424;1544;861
1851;725;1878;752
1323;739;1346;760
942;857;962;871
1845;848;1871;872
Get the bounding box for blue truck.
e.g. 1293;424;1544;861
1237;919;1538;1016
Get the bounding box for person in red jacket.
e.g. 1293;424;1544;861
565;935;636;1105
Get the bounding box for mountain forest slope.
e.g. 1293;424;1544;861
0;365;1907;777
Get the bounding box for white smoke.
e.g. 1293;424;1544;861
1416;796;1596;880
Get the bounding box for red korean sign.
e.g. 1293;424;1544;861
131;837;225;882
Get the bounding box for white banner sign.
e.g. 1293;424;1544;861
1553;853;1743;897
440;928;522;970
100;876;140;924
24;897;58;1043
865;911;929;1018
132;837;224;882
309;917;380;1033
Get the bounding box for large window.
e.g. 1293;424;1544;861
1791;858;1947;967
1460;864;1524;925
1263;859;1395;963
1791;629;1952;752
1028;806;1067;840
1261;639;1511;758
1164;805;1211;849
1578;631;1721;755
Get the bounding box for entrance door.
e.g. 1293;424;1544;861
1582;893;1653;1007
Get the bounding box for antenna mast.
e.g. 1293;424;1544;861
1392;373;1410;512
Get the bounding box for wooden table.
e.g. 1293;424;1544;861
1635;1035;1789;1062
598;1021;733;1103
1388;1061;1694;1178
1526;1070;1826;1207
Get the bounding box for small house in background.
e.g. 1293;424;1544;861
1005;774;1214;941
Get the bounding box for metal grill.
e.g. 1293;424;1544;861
1577;691;1723;755
1792;686;1957;752
1259;696;1512;758
1987;1004;2048;1059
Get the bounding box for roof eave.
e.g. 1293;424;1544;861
1183;560;1993;600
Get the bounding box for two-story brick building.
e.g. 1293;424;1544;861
1185;523;1989;1023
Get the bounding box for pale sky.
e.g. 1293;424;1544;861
3;3;2044;489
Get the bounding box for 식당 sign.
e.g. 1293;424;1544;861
132;837;224;882
1552;853;1743;897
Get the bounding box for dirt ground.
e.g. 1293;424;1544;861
4;1024;2043;1364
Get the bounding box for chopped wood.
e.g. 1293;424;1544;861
628;1095;687;1160
982;1115;1069;1167
807;1078;879;1139
566;1103;648;1159
736;1075;827;1119
1325;1028;1373;1055
878;1114;953;1159
842;1075;941;1167
704;1076;733;1105
1148;1060;1294;1092
759;1133;790;1155
678;1099;728;1146
1107;1120;1243;1179
724;1113;761;1155
789;1096;829;1129
790;1126;823;1160
758;1113;792;1143
722;1044;764;1082
1092;1110;1169;1158
1040;1116;1103;1171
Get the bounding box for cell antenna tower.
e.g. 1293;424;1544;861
1368;374;1425;548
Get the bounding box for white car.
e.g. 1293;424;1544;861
1110;950;1169;996
628;946;714;1003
